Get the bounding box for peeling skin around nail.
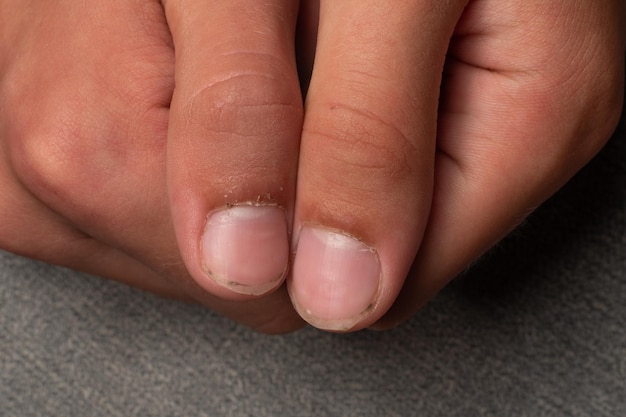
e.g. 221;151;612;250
221;192;279;209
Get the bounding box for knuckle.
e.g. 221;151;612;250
585;60;624;144
538;10;625;156
10;106;79;197
13;126;86;203
8;92;129;204
304;102;419;196
549;54;623;160
180;62;301;139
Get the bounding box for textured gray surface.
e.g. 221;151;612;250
2;100;625;417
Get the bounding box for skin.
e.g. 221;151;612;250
0;0;623;333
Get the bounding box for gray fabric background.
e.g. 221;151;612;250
2;86;625;417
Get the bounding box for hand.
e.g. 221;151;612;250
1;0;623;334
19;0;454;333
0;0;303;333
152;0;625;331
374;0;625;328
162;0;464;332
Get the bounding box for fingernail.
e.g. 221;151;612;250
290;226;381;331
201;205;289;296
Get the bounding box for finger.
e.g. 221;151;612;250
163;0;303;299
289;0;469;331
375;0;625;328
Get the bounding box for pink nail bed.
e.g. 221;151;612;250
201;205;289;296
291;226;381;331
